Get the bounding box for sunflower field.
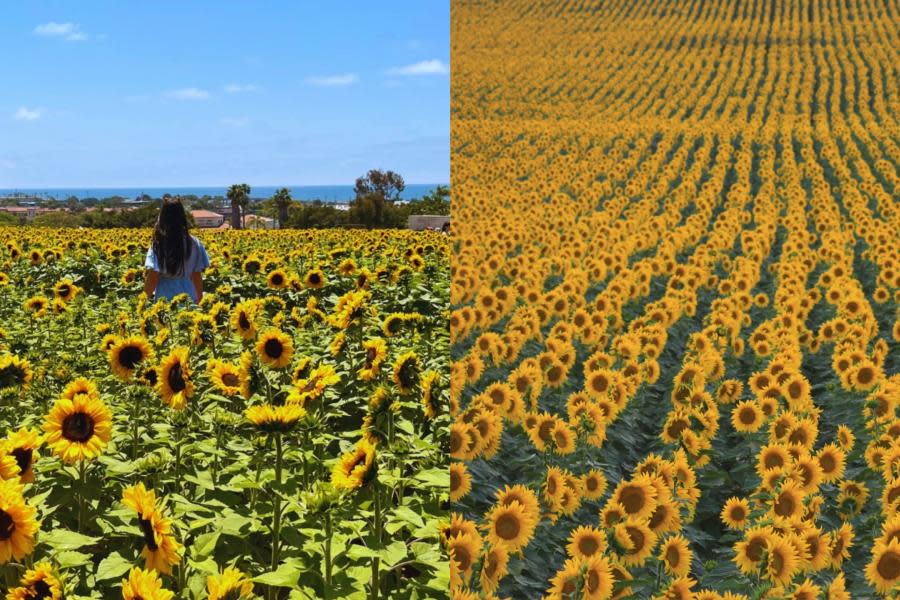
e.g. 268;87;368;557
450;0;900;598
0;226;449;599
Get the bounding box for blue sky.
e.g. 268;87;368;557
0;3;448;187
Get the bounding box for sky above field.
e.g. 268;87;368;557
0;3;449;187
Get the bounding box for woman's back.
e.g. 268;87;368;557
144;199;210;303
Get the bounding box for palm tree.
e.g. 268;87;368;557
272;187;291;229
227;183;251;229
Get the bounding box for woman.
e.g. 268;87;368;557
143;198;211;303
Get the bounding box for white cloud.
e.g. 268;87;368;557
386;59;449;76
166;87;210;101
13;107;43;121
224;83;258;94
305;73;358;87
33;22;88;41
220;117;249;127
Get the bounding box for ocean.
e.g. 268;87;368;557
0;183;446;202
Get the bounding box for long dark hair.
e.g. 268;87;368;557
152;198;193;276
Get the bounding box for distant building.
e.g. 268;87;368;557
244;214;277;229
408;214;450;231
0;206;58;222
191;209;225;228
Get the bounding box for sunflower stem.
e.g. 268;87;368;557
77;460;86;533
370;482;381;600
270;432;284;598
130;388;140;459
324;510;333;597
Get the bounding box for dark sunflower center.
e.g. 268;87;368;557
619;486;645;514
399;360;419;388
366;347;377;366
264;338;284;359
167;363;186;392
144;369;158;386
495;513;521;540
222;373;240;387
272;274;284;285
309;274;321;285
578;536;599;556
879;551;900;580
12;447;32;473
58;285;70;296
119;345;144;369
139;518;159;551
62;412;95;443
0;509;14;540
239;313;251;330
32;580;52;600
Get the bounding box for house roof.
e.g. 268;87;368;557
191;209;224;219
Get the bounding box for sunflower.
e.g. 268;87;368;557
122;486;181;575
53;279;78;302
6;561;63;600
392;351;421;394
450;462;471;502
230;301;259;340
0;478;38;563
43;392;112;463
486;500;537;553
611;475;658;521
0;355;33;391
731;400;764;433
23;296;48;317
447;533;480;586
289;364;340;405
765;537;798;586
582;554;615;600
547;557;581;598
720;497;751;530
660;534;692;576
358;338;388;381
479;545;509;594
733;526;774;575
331;438;377;491
614;518;657;566
304;268;326;289
864;537;900;594
771;481;804;520
5;428;42;483
567;525;606;559
582;469;608;500
207;566;255;600
244;403;306;433
255;329;294;369
158;347;194;410
421;370;439;419
829;523;853;568
108;336;153;380
121;567;174;600
266;269;288;289
207;359;243;397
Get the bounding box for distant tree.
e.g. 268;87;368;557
406;185;450;215
29;211;83;228
0;212;18;226
350;169;405;227
272;187;292;229
227;183;251;229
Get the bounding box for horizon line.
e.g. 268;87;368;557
0;182;449;190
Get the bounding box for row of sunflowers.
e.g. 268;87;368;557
0;226;449;598
450;0;900;597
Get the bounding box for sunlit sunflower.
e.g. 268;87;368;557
207;566;254;600
53;279;78;302
244;403;306;433
108;336;153;380
288;364;340;405
358;338;388;381
614;518;657;566
158;347;194;410
23;296;49;317
582;554;615;600
733;526;774;575
0;478;38;563
124;488;181;575
611;475;658;521
567;525;606;559
659;534;692;576
43;392;112;463
304;268;326;289
392;351;421;394
206;359;243;397
229;303;257;342
449;462;471;502
486;500;537;553
120;567;174;600
331;437;377;491
421;370;439;419
731;400;764;433
5;428;42;483
720;497;751;530
255;329;294;369
765;536;798;586
478;544;508;594
6;561;63;600
266;269;288;290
